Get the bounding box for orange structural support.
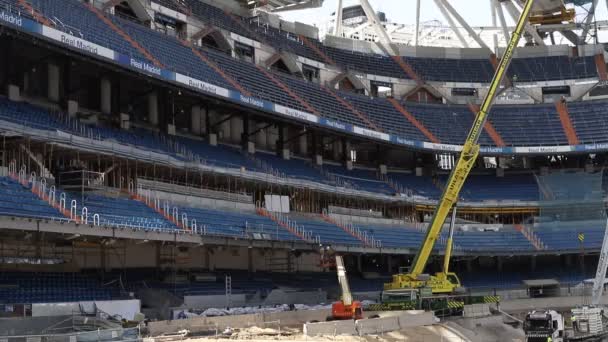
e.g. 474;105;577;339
555;99;579;145
256;208;308;241
467;103;506;147
387;98;440;144
84;3;164;68
185;42;253;97
255;65;321;116
391;56;423;85
322;86;382;132
320;213;371;247
299;35;336;66
17;0;53;27
595;54;608;81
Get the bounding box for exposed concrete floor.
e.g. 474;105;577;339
445;316;525;342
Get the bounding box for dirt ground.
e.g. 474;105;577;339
174;323;481;342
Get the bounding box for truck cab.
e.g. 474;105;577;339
524;310;564;342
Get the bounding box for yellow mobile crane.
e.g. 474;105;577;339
384;0;536;296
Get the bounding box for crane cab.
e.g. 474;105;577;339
384;268;462;295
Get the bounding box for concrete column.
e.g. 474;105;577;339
387;255;393;273
218;114;230;142
332;140;342;161
466;259;474;272
208;248;215;271
530;255;536;272
268;125;278;151
191;105;202;135
299;130;308;155
356;254;362;273
496;256;503;272
564;254;572;267
255;122;267;149
100;77;112;115
47;62;60;103
203;247;210;270
230;115;243;144
248;247;254;273
7;84;20;102
148;92;158;126
67;100;78;118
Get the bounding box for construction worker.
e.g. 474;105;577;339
572;315;578;331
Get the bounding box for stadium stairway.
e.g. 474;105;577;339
555;99;580;145
323;87;382;132
254;65;320;115
0;176;63;221
84;3;163;68
16;0;52;26
319;213;371;246
595;54;608;81
514;224;548;251
187;43;253;96
386;98;440;143
255;208;318;243
468;103;506;147
298;34;336;66
391;56;424;85
129;190;186;231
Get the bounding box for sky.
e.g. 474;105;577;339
279;0;494;27
278;0;608;40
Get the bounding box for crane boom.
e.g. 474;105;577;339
592;218;608;305
335;255;353;306
409;0;535;277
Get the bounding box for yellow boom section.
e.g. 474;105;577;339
408;0;536;277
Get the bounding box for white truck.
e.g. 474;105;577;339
524;310;564;342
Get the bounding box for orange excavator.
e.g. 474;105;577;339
329;255;363;320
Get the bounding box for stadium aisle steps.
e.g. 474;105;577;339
514;224;548;251
16;0;52;26
555;99;580;145
254;65;320;115
319;213;369;246
323;87;382;132
467;103;506;147
255;208;313;242
387;98;440;143
129;191;185;230
595;54;608;81
0;176;63;220
84;3;163;68
298;34;336;66
188;44;253;96
391;56;423;84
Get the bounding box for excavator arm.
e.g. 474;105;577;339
395;0;536;286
